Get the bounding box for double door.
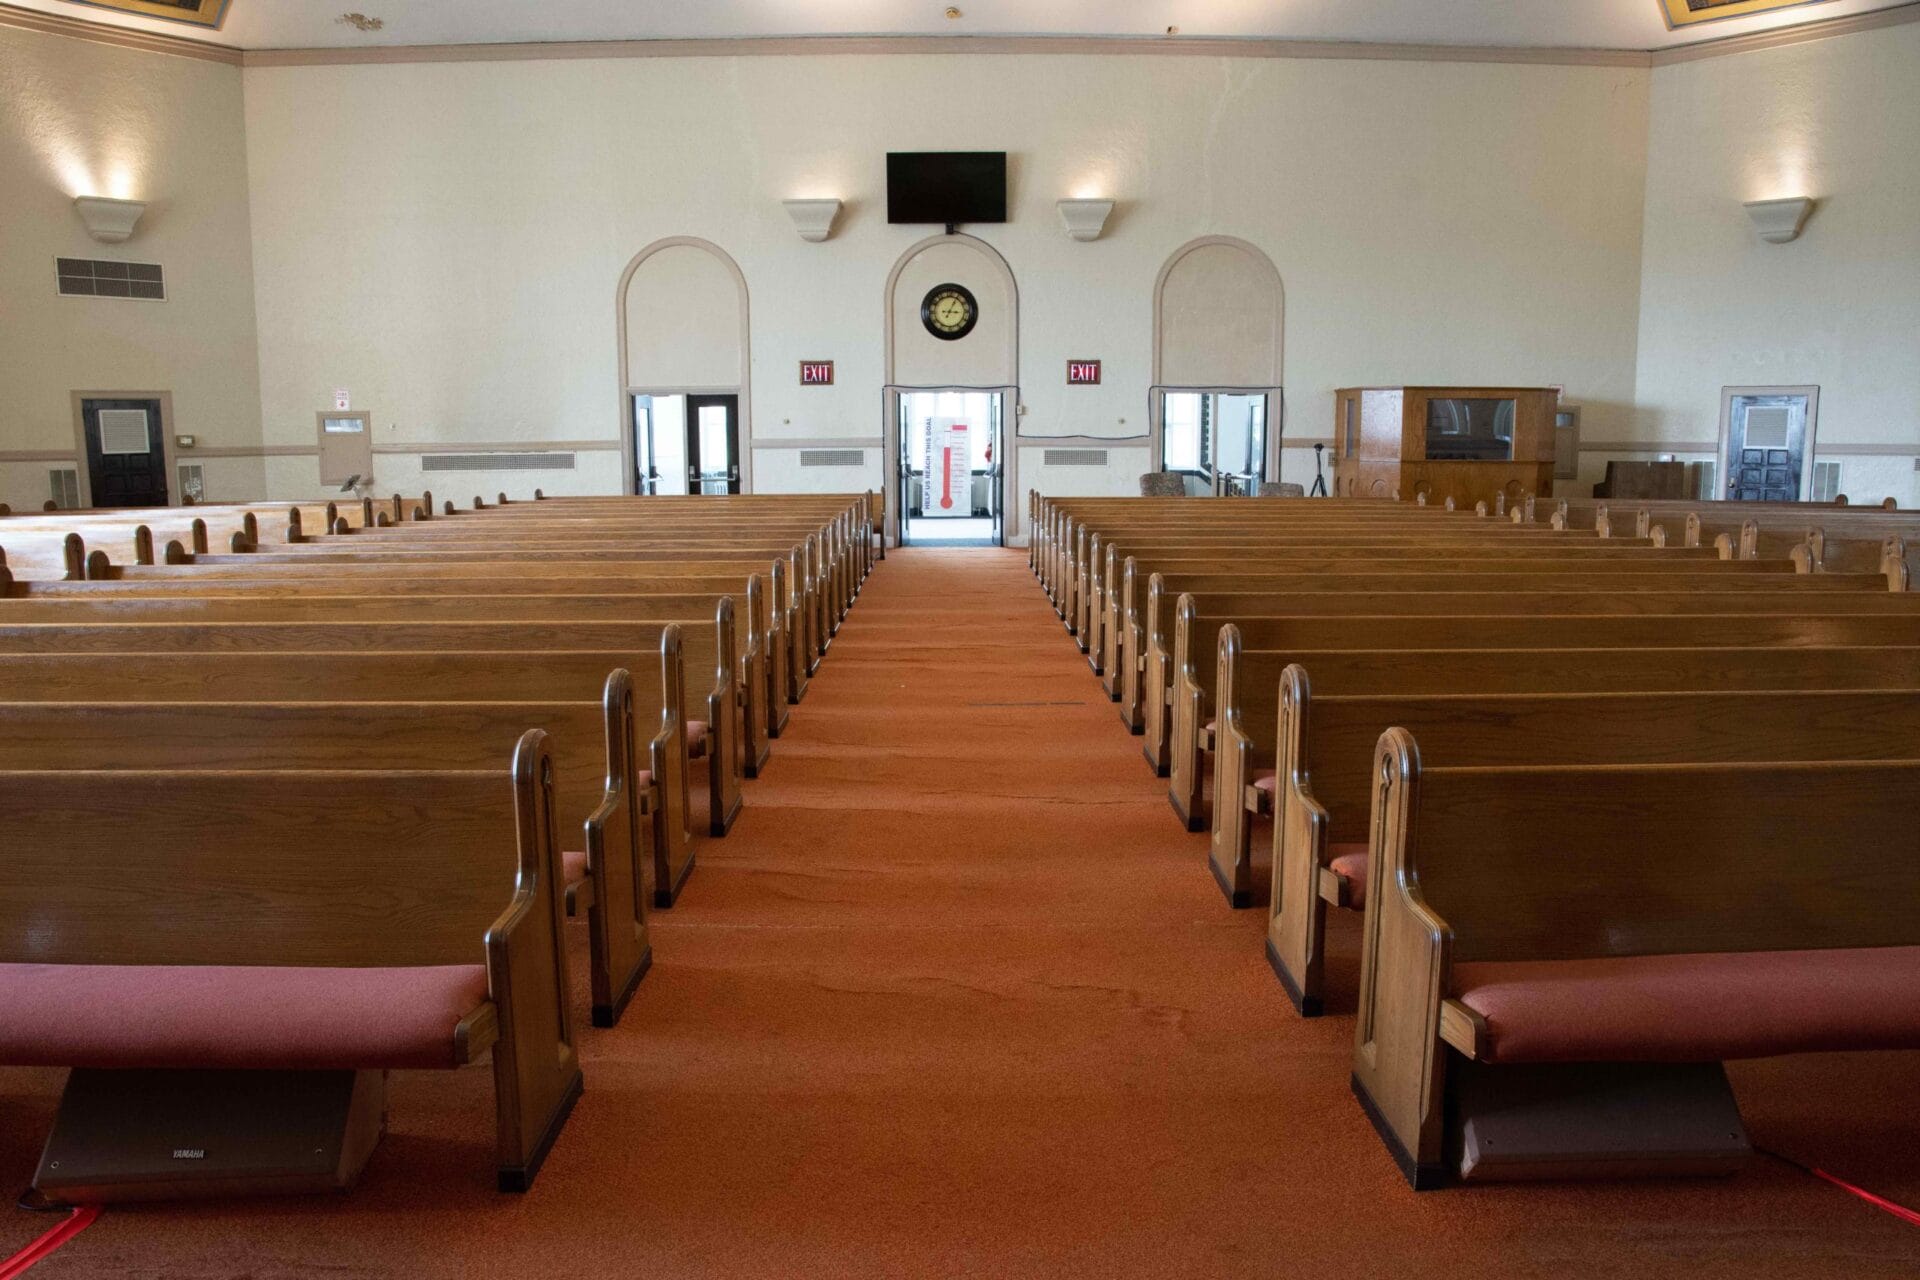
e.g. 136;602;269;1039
1159;391;1270;496
633;394;740;495
82;398;169;507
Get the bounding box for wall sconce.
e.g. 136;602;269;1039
782;198;842;243
1056;198;1114;242
1743;196;1814;244
74;196;148;244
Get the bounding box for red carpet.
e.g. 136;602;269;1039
2;548;1915;1276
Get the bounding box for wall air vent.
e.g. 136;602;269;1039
1042;449;1109;467
1811;460;1842;503
56;258;165;300
49;469;81;509
420;452;576;472
799;449;865;467
98;409;153;454
178;463;206;503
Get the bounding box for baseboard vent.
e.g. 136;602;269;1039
1811;460;1842;503
49;468;80;509
177;463;206;503
1043;449;1109;467
799;449;865;467
421;452;576;472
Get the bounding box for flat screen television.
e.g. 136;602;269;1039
887;152;1007;225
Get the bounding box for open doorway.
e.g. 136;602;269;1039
893;389;1005;546
632;393;741;495
1157;391;1271;496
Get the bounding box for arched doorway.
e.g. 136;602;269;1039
1150;237;1287;496
616;237;753;495
883;233;1018;546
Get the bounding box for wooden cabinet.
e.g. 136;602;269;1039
1331;386;1558;510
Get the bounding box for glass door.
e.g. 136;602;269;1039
686;395;741;495
1159;391;1270;495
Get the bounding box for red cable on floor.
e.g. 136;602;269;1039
1761;1148;1920;1228
0;1206;99;1279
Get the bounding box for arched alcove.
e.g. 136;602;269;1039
616;237;753;493
882;233;1020;542
1150;237;1286;489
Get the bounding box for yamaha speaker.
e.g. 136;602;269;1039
35;1068;386;1204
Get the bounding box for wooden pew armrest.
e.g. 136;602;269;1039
454;1000;500;1065
1438;998;1485;1061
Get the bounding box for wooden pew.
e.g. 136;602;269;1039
0;588;781;774
0;646;708;907
0;680;653;1029
0;730;582;1194
1352;735;1920;1188
1098;559;1867;700
1262;673;1920;1014
1166;602;1920;828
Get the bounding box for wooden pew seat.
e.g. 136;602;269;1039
0;963;492;1071
1448;945;1920;1065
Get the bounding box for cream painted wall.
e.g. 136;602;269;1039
0;24;261;511
1633;22;1920;507
240;51;1653;535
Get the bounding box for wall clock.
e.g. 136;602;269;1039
921;283;979;341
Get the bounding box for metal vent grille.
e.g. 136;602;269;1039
98;408;152;455
420;452;576;472
1811;460;1842;503
1043;449;1109;467
178;463;206;503
49;469;80;509
799;449;865;467
57;258;165;299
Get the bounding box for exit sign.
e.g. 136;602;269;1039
1067;360;1101;385
799;361;834;386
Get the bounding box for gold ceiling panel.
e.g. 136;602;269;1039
1662;0;1843;28
62;0;230;28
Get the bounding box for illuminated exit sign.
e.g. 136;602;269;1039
799;361;835;385
1067;360;1101;385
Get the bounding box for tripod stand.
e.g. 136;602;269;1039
1309;442;1329;497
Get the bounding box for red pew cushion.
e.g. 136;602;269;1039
1327;845;1370;908
0;963;490;1071
562;848;588;885
1452;946;1920;1065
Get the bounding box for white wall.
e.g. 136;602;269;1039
1633;21;1920;507
240;51;1654;535
0;24;261;511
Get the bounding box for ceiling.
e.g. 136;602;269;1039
12;0;1915;52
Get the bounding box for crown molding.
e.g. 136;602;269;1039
0;1;241;63
1650;0;1920;64
5;0;1912;75
240;33;1651;69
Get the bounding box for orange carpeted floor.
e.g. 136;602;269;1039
3;548;1917;1277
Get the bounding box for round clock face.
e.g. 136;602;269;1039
921;283;979;341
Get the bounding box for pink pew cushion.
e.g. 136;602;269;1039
1453;946;1920;1065
0;963;490;1071
562;848;588;885
687;720;709;750
1251;771;1276;793
1328;844;1370;908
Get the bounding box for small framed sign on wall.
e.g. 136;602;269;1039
1067;360;1102;385
799;361;835;386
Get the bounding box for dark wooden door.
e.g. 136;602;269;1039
82;399;169;508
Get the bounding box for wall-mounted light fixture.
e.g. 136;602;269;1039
1743;196;1814;244
74;195;147;244
782;198;842;243
1056;198;1114;242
